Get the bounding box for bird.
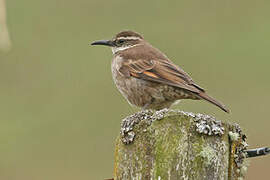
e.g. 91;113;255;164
91;31;229;113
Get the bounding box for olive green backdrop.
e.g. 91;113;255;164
0;0;269;179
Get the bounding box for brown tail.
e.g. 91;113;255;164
197;92;230;113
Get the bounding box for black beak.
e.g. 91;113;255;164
90;40;114;47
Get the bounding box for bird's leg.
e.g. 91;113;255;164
142;103;151;110
142;98;155;110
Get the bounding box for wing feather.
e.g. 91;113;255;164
119;59;204;94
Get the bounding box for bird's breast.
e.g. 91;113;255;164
111;55;152;107
111;55;129;98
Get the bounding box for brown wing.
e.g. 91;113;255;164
119;59;205;94
119;58;229;113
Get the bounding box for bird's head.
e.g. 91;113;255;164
91;31;144;54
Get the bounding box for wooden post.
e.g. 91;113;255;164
0;0;11;52
113;109;249;180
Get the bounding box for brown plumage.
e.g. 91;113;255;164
91;31;229;113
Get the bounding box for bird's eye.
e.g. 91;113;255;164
118;39;125;44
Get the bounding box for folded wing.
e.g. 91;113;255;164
119;59;204;94
118;58;229;113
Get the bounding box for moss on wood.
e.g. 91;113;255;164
114;109;248;180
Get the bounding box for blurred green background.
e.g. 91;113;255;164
0;0;269;179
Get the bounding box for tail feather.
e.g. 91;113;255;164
197;92;230;113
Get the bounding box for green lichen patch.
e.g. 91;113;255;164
199;146;216;165
150;115;189;179
229;131;240;141
228;123;248;180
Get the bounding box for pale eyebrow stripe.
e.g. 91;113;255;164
117;37;141;40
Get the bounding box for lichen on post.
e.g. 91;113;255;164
114;109;249;180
